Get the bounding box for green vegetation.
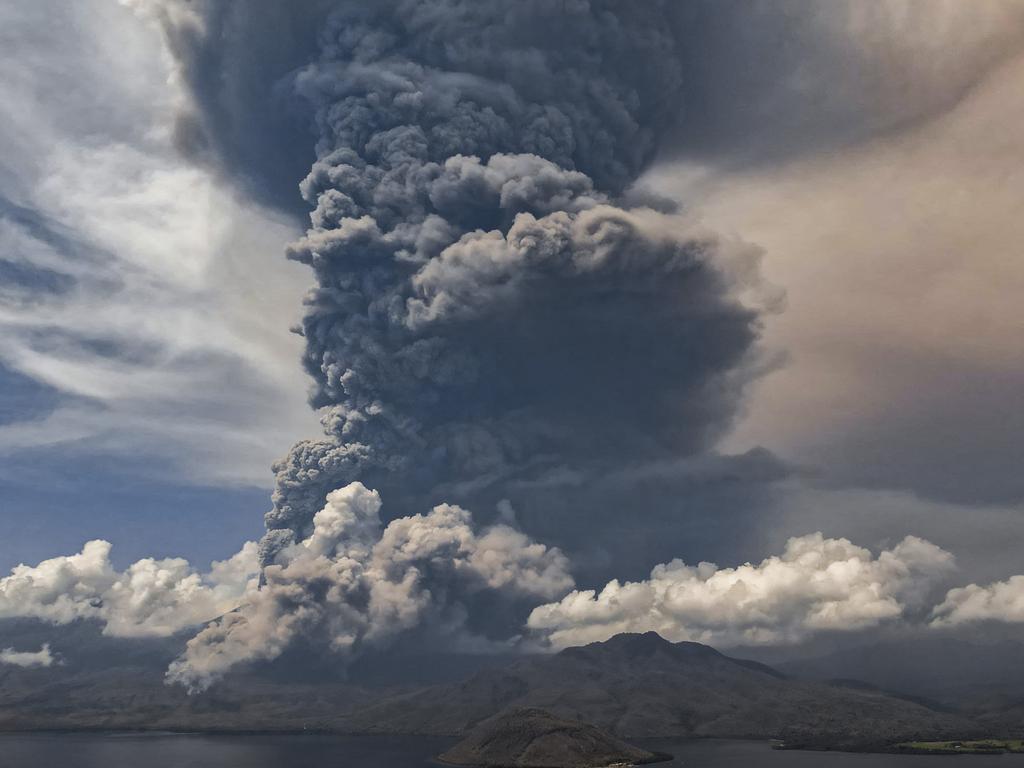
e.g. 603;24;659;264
896;739;1024;755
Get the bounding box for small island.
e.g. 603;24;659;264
437;708;671;768
894;739;1024;755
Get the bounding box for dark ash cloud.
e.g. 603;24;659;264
259;0;776;569
138;0;783;683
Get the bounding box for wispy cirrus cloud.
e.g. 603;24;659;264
0;538;259;638
0;1;319;489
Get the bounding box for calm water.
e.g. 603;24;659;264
2;734;1024;767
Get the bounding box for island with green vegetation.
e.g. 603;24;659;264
894;739;1024;755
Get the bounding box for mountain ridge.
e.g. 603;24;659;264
0;622;987;748
340;632;975;747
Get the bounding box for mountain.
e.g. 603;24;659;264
774;635;1024;714
438;708;663;767
343;632;975;748
0;618;377;732
0;622;987;748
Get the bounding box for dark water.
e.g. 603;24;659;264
3;734;1024;768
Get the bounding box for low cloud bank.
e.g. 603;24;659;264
932;575;1024;627
528;534;957;648
7;502;1024;689
0;540;259;637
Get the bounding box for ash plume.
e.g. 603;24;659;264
168;482;572;692
143;0;778;685
260;0;773;567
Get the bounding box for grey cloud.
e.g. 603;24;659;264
124;0;334;211
136;1;1024;191
662;0;1024;165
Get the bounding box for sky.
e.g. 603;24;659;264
0;0;320;568
1;0;1023;687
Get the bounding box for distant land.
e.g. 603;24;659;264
770;634;1024;731
0;619;1016;752
345;632;973;751
894;739;1024;755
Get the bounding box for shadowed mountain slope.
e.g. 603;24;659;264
0;622;982;747
346;632;974;747
773;635;1024;713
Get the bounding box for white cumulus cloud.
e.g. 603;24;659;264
0;540;259;637
931;575;1024;626
528;533;956;649
0;644;56;668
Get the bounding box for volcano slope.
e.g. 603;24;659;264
346;632;974;750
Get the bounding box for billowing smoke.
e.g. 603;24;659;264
133;0;778;686
169;482;572;692
259;1;773;571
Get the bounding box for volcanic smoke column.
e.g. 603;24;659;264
261;0;767;567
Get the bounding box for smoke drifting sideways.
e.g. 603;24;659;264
142;0;782;687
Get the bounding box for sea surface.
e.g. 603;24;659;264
2;733;1024;767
